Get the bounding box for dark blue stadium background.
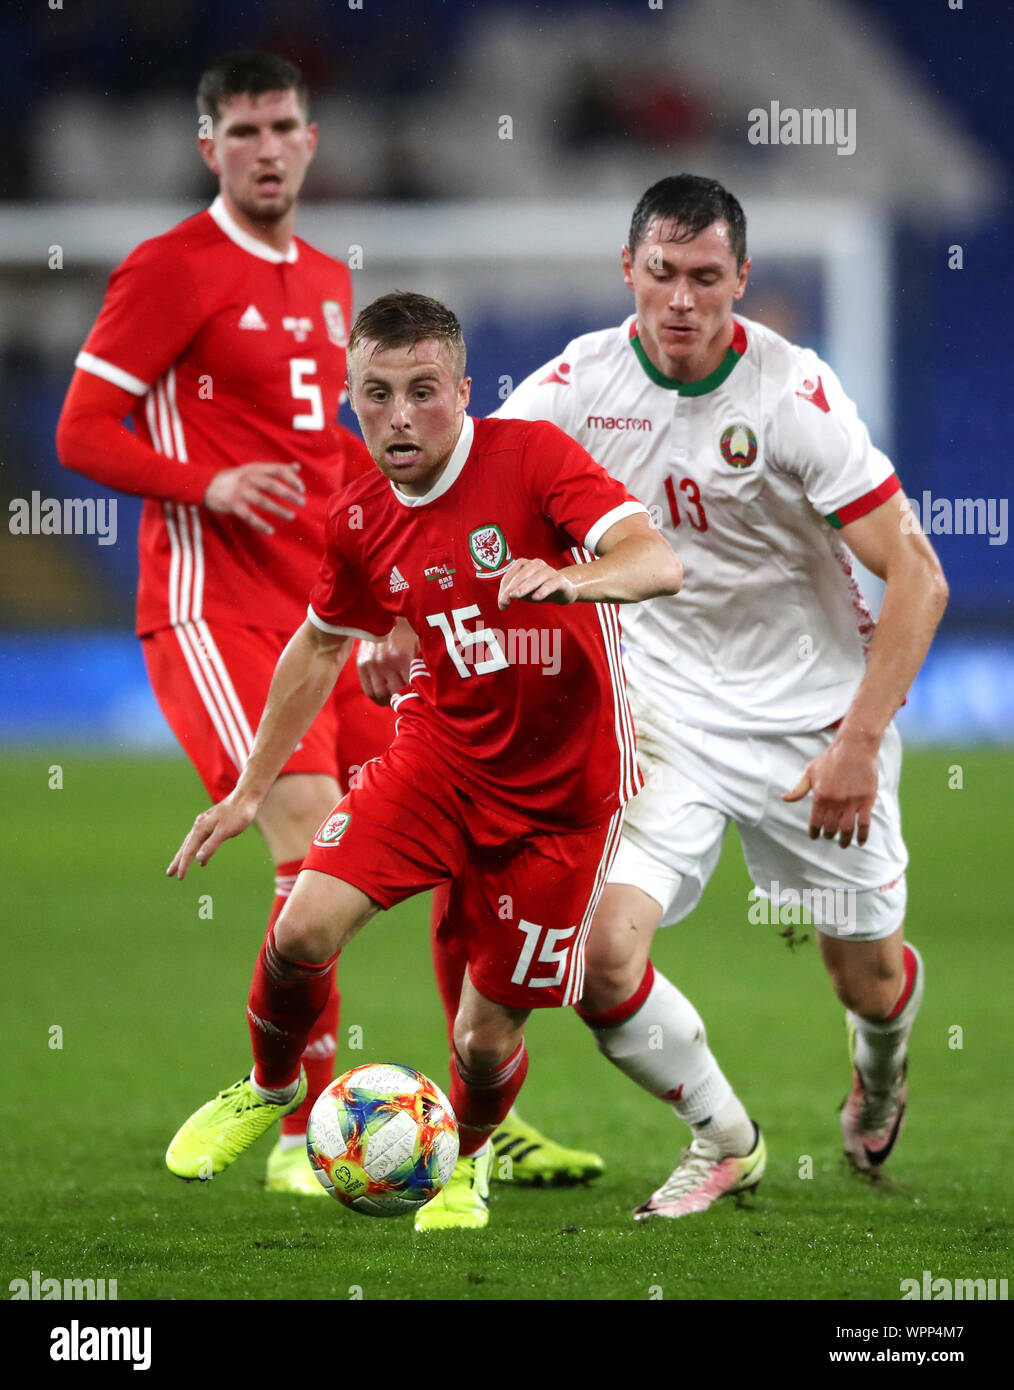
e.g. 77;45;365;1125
1;0;1010;636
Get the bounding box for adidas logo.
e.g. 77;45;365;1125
389;566;409;593
238;304;268;331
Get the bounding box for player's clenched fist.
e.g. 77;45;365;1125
167;792;261;880
357;616;418;705
204;462;306;534
497;558;577;610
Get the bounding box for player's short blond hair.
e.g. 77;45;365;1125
347;292;467;384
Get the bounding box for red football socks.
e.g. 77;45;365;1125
247;926;337;1091
281;981;339;1135
266;858;303;935
886;942;919;1021
448;1041;529;1157
430;882;467;1049
263;860;341;1134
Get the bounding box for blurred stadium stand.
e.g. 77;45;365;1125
1;0;1010;747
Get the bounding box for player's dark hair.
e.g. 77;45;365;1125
348;292;467;383
628;174;747;268
197;51;308;124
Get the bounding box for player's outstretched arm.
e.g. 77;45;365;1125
783;490;949;846
498;513;681;609
167;621;353;879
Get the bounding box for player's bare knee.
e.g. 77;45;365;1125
580;937;646;1014
453;1024;517;1076
273;904;333;965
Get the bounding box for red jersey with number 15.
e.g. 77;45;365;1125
75;195;363;637
308;414;648;830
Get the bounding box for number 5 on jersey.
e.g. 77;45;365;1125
290;358;324;430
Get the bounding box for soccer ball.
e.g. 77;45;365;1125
306;1063;459;1217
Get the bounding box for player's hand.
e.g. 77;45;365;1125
357;618;418;705
497;558;577;610
782;734;879;849
204;463;306;534
166;792;260;880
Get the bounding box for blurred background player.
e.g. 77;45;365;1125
163;292;682;1232
56;50;398;1196
493;173;948;1216
56;49;603;1197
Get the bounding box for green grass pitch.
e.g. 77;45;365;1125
1;748;1010;1302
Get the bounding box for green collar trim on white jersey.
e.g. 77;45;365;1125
629;319;748;395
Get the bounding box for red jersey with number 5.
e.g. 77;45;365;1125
75;196;365;636
308;414;648;829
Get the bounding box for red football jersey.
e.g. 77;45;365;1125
308;415;648;829
76;195;367;636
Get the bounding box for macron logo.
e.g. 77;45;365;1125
539;362;571;386
389;566;409;593
239;304;268;331
795;376;830;413
586;415;652;432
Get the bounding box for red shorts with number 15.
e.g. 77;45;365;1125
301;734;624;1011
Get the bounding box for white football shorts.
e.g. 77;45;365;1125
609;685;909;941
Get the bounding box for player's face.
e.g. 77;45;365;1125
199;89;318;223
621;218;750;382
348;340;472;496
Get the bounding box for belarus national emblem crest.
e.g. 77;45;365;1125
719;423;758;469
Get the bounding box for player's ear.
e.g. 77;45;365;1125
621;245;635;291
458;375;471;410
305;122;319;159
198;135;220;177
733;256;751;301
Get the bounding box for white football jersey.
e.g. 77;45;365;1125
494;313;900;734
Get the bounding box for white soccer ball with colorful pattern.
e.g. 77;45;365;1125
306;1063;459;1216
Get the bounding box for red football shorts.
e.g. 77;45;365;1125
302;733;624;1010
142;621;397;802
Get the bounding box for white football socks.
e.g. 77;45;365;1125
587;967;755;1155
250;1071;301;1106
849;942;924;1089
